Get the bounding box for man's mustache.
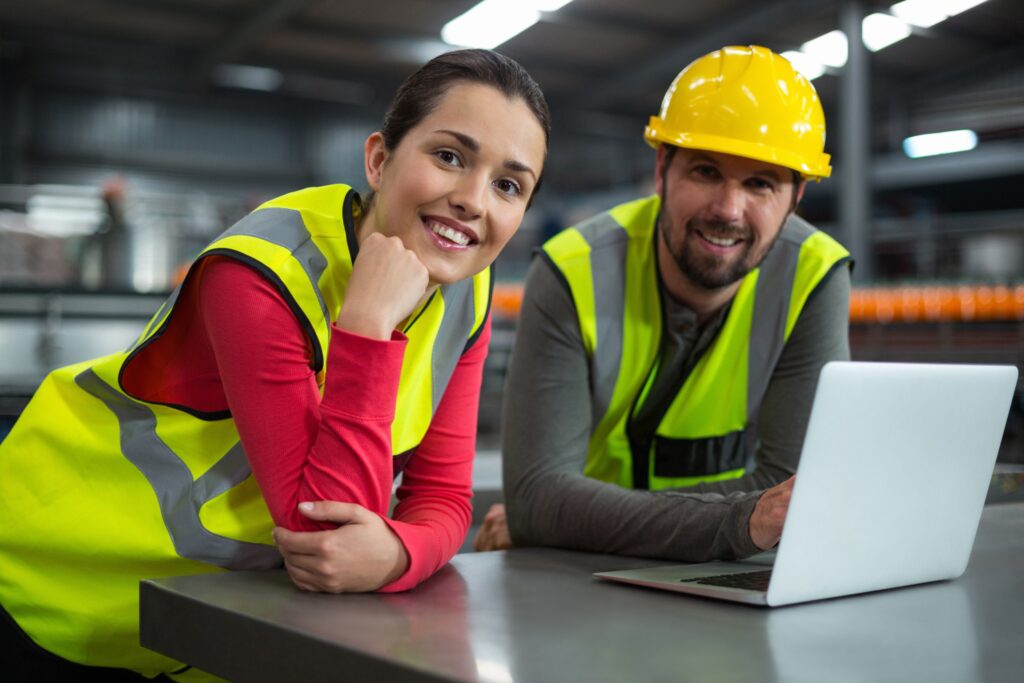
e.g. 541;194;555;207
687;218;750;241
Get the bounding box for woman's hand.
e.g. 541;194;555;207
272;501;410;593
337;232;430;340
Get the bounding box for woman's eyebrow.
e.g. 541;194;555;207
436;129;479;152
436;129;537;181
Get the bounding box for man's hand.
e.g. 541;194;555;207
473;503;512;552
748;476;795;550
273;501;410;593
337;232;430;340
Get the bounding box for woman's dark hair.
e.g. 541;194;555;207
377;49;551;200
383;49;550;151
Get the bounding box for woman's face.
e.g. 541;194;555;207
363;82;546;286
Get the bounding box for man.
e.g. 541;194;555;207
477;45;851;559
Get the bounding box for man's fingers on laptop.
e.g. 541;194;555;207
748;476;795;550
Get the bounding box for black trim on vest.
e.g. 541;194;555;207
803;256;853;310
403;290;438;334
205;249;325;374
117;248;322;421
535;248;580;322
343;189;360;262
652;430;749;478
392;447;417;478
463;265;495;354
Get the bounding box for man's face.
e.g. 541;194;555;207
656;147;804;291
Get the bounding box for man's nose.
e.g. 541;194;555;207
706;182;745;224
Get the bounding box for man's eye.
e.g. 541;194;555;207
749;178;775;192
693;165;718;178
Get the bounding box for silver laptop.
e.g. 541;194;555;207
594;361;1018;607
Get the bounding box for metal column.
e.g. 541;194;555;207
840;0;872;281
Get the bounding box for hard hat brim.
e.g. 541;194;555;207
644;120;832;181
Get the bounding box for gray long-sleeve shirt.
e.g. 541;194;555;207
501;249;851;562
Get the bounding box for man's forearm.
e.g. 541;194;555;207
504;461;762;561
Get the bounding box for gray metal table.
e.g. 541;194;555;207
141;503;1024;683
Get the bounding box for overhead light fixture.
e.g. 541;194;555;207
890;0;990;28
781;50;826;81
441;0;574;49
902;129;978;158
862;13;912;51
211;64;283;92
801;30;849;69
781;0;989;81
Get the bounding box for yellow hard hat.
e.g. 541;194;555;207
644;45;832;181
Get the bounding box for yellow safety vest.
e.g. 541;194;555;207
0;184;491;677
542;195;849;491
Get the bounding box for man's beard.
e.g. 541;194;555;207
661;216;784;291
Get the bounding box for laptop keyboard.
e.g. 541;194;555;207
680;569;773;591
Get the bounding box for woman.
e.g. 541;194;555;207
0;49;549;680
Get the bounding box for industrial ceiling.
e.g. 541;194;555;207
1;0;1022;200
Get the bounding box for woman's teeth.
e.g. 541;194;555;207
430;222;471;246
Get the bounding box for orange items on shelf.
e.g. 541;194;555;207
492;283;525;319
849;285;1024;323
489;282;1024;323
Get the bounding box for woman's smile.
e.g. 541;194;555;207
422;214;479;251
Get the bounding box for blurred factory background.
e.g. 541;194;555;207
0;0;1022;460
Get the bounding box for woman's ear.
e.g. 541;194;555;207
364;132;388;191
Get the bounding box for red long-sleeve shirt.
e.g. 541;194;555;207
122;255;486;591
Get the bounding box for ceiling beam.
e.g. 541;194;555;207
539;4;682;40
573;0;834;111
905;42;1024;99
189;0;313;89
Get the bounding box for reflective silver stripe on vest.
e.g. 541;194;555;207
746;215;812;425
75;368;281;570
430;278;477;412
573;212;629;424
221;207;331;328
583;211;811;443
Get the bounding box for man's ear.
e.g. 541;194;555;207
364;132;388;191
654;144;669;196
795;179;806;205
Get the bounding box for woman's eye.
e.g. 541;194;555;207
435;150;461;167
495;178;522;196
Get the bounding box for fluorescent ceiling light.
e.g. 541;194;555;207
890;0;990;28
801;30;848;68
903;129;978;158
442;0;574;49
889;0;947;27
211;64;283;92
781;50;826;81
862;13;912;51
